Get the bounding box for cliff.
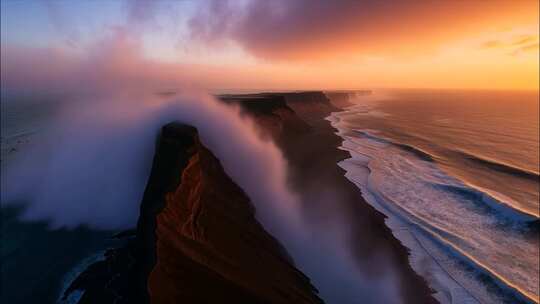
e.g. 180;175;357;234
324;92;355;108
147;124;322;304
223;91;436;304
324;90;372;109
64;90;436;304
220;93;311;142
63;123;323;304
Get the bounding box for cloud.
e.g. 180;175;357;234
511;35;540;55
1;9;405;300
512;35;537;46
125;0;157;26
1;6;303;254
480;34;539;56
42;0;81;48
519;43;540;52
0;31;168;94
482;40;504;48
188;0;538;61
513;43;540;56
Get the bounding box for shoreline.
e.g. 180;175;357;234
329;101;539;304
264;92;438;303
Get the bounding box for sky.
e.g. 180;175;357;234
1;0;539;91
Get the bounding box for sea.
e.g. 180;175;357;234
328;89;539;304
0;91;117;304
1;89;539;304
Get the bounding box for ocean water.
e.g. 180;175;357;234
1;91;62;166
1;92;115;304
329;90;539;304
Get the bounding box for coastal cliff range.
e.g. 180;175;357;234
63;91;436;304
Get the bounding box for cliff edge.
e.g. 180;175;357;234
63;123;323;304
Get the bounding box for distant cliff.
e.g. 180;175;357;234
220;93;311;141
219;91;337;140
223;90;436;304
324;90;372;109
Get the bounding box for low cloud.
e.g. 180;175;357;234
513;43;540;55
480;34;539;56
482;40;504;48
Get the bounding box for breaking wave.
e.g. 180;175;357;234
329;107;539;304
456;149;540;181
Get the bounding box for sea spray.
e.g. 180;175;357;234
0;91;302;237
1;33;403;304
0;91;404;303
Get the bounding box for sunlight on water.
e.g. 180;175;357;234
329;89;539;304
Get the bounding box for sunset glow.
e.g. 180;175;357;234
2;2;540;304
1;0;538;91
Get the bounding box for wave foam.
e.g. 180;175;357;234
329;107;540;303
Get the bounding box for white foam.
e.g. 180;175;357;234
56;251;106;304
329;107;540;303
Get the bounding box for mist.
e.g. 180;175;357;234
1;25;401;304
1;84;401;304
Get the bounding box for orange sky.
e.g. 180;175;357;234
183;0;540;91
1;0;539;91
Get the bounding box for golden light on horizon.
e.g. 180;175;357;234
1;0;538;91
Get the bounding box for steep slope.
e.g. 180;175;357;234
63;123;323;304
220;94;311;142
147;124;322;304
226;91;437;303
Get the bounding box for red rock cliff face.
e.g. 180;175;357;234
62;122;322;304
147;126;322;304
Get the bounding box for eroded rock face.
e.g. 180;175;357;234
220;94;311;142
64;122;322;304
147;127;322;304
224;91;437;304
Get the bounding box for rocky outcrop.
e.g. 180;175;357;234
63;123;322;304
